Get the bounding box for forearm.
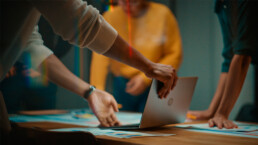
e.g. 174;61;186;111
103;35;154;76
39;54;90;98
207;73;227;116
216;54;251;117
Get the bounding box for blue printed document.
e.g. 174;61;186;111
50;128;174;138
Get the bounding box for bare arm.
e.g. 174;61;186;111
207;73;227;116
187;73;228;120
209;54;251;129
41;54;89;97
104;35;177;98
39;54;120;127
31;0;177;98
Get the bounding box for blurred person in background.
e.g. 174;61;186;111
187;0;258;129
91;0;182;112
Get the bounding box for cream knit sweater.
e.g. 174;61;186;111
0;0;118;81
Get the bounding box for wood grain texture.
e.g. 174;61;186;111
16;121;258;145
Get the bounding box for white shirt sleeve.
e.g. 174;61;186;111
18;26;53;69
29;0;118;54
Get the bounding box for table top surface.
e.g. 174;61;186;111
16;121;258;145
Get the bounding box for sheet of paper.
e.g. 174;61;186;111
175;122;258;138
183;128;258;139
9;109;142;127
9;110;99;127
50;128;174;138
175;122;258;132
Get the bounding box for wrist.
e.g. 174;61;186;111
207;107;216;117
144;62;155;78
83;85;96;100
214;110;229;118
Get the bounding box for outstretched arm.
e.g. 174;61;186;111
39;54;120;127
104;35;177;98
31;0;177;99
187;73;227;120
209;54;251;129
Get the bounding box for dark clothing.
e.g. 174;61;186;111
113;77;150;112
0;63;57;114
215;0;258;72
0;17;72;114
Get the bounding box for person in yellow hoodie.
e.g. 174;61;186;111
90;0;182;112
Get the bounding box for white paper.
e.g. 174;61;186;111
50;128;174;138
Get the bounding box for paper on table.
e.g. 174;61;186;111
175;122;258;132
50;128;175;138
175;122;258;139
9;110;142;127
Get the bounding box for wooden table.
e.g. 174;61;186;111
16;121;258;145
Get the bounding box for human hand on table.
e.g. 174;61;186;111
126;75;148;96
186;109;213;121
208;114;238;129
87;89;121;127
145;63;178;99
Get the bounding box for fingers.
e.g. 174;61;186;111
208;118;237;129
126;83;137;95
158;86;166;99
162;90;169;99
208;119;215;127
126;79;135;90
223;120;238;129
158;82;172;99
99;114;121;127
171;74;178;90
111;98;119;112
99;115;120;127
111;113;121;126
208;118;223;129
99;118;110;127
158;70;177;99
223;121;230;129
217;120;223;129
107;117;114;126
234;123;238;128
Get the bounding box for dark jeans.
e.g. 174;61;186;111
113;76;150;112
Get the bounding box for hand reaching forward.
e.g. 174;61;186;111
126;75;148;96
145;63;178;99
87;89;121;127
186;110;213;121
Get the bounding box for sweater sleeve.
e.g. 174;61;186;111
29;0;118;54
18;26;53;69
